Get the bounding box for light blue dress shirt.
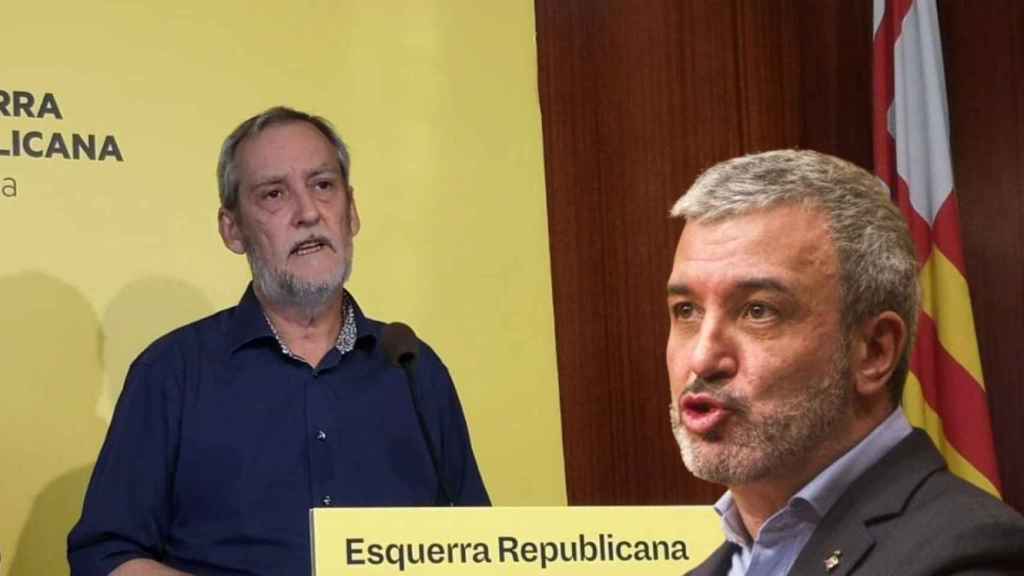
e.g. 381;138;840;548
714;408;913;576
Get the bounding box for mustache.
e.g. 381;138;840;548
680;377;749;414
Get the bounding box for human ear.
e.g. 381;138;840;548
218;207;247;255
851;311;907;399
347;188;361;236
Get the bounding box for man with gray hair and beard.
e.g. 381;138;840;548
667;150;1024;575
69;106;489;576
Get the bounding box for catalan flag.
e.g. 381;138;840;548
872;0;1002;497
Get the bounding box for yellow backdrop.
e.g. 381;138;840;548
0;2;565;574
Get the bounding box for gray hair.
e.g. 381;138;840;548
217;106;351;212
671;149;919;405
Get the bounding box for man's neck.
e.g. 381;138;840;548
258;290;345;368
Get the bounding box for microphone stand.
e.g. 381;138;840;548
381;322;454;506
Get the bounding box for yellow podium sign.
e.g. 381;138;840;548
310;506;722;575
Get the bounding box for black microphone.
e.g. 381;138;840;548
380;322;453;505
382;321;419;367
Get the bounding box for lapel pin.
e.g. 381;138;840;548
824;549;842;572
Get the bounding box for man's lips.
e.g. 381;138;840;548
290;237;334;256
678;393;732;435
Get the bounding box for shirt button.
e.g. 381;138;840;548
316;430;327;441
322;495;332;506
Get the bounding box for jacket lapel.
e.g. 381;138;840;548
788;429;946;575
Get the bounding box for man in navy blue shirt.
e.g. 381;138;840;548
68;107;490;576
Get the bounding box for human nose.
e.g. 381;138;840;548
291;187;320;227
687;314;737;384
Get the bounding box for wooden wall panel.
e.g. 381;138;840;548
536;0;872;505
538;0;1023;512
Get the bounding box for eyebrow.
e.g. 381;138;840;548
250;174;287;189
667;277;794;297
736;277;792;295
249;164;342;189
667;283;693;297
306;165;342;180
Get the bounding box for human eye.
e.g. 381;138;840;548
673;302;693;318
670;300;701;322
742;302;779;323
311;176;338;196
255;187;286;210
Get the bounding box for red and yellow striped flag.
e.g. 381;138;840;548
872;0;1002;497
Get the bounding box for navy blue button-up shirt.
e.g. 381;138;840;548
68;286;489;575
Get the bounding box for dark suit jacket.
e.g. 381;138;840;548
687;429;1024;575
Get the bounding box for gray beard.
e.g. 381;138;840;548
246;248;352;318
669;346;852;487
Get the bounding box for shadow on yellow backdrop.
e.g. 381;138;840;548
96;279;214;422
0;274;105;576
1;1;564;573
0;274;213;574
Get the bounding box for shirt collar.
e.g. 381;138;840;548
713;491;749;547
713;407;913;546
263;299;356;358
794;407;912;518
228;283;379;355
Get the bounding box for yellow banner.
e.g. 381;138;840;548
3;2;562;574
311;506;722;575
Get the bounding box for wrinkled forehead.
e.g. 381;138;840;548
235;121;343;182
670;204;840;289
